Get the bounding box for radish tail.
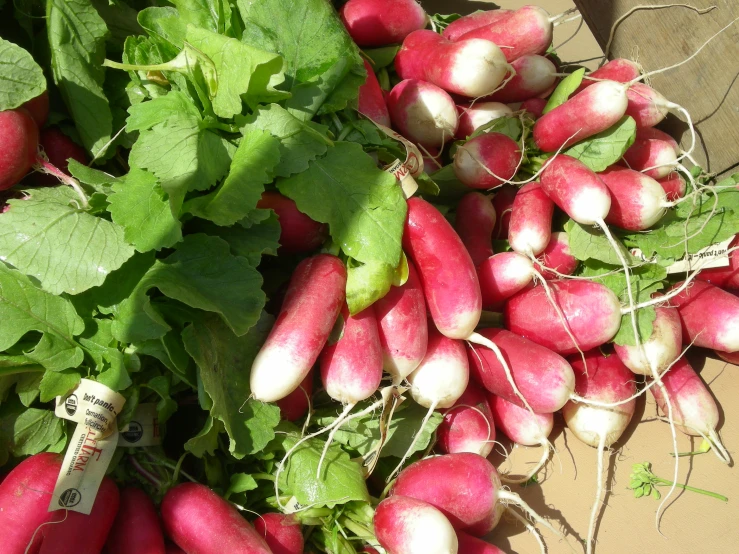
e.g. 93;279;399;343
317;402;357;478
507;508;547;554
387;400;439;481
587;434;607;554
500;441;552;485
497;489;561;537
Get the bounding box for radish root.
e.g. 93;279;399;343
587;433;607;554
500;440;552;485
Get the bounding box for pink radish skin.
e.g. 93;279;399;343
275;370;313;421
257;192;328;254
395;30;509;98
374;495;459;554
454;192;497;267
437;382;496;457
21;91;50;127
358;60;391;127
657;171;687;201
0;453;61;554
408;326;469;409
634;126;679;150
574;58;641;94
505;280;622;354
599;165;668;231
668;280;739;352
649;357;721;438
696;234;739;290
403;197;482;339
104;488;165;554
487;55;557;103
716;350;739;364
625;83;670;128
614;307;682;376
491;185;517;238
457;6;553;62
456;102;513;139
374;259;428;382
251;254;346;402
467;328;575;413
508;182;554;256
456;531;506;554
387;79;458;147
253;513;304;554
320;304;383;404
488;394;553;446
533;80;628;152
0;108;39;190
536;232;578;279
622;129;678;179
339;0;427;47
520;97;547;118
162;483;273;554
442;10;513;41
453;132;521;189
423;146;443;171
539;154;612;225
36;127;89;186
477;252;534;310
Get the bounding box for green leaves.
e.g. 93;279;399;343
183;312;280;458
346;260;395;315
565;219;633;266
47;0;112;155
543;68;584;114
0;37;46;111
565;116;637;172
278;142;407;267
0;188;135;295
0;407;66;466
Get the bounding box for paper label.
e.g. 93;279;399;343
384;158;419;198
366;118;424;198
283;496;305;514
630;237;733;274
118;403;161;447
51;379;125;514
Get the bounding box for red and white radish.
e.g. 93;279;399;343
437;382;496;458
105;487;165;554
614;307;682;376
508;182;554;256
395;30;509;98
491;185;517;238
275;370;313;421
251;254;346;402
455;102;513;139
21;91;49;127
487;55;558;103
574;58;641;94
442;10;513;41
477;252;534;310
599;165;669;231
253;513;304;554
657;171;687;201
625;83;669;128
0;108;39;190
257;192;328;254
696;234;739;290
36;127;89;186
358;59;391;127
622;127;679;179
454;192;497;267
453;132;521;189
340;0;427;47
387;79;458;148
535;232;578;279
520;97;548;118
716;350;739;364
374;495;459;554
374;259;429;383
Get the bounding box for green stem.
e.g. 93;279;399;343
652;478;728;502
337;123;354;142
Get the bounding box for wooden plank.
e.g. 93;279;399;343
574;0;739;175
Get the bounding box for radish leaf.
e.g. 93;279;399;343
565;115;637;172
0;37;46;110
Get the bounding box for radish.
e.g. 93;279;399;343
456;5;553;62
696;234;739;289
574;58;641;94
104;488;166;554
395;30;509;98
387;79;458;148
452;132;521;189
520;97;547;118
374;259;428;383
36;128;90;186
533;80;629;152
165;545;186;554
454;192;496;267
563;349;637;554
274;369;313;421
536;232;578;279
625;83;670;128
251;254;346;402
477;252;534;310
455;102;513;139
621;127;679;179
487;55;557;103
21;91;49;127
599;165;669;231
0;452;61;554
374;495;459;554
0;108;39;190
422;146;443;171
456;531;506;554
668;280;739;352
391;453;559;538
257;191;328;254
362;548;380;554
437;382;496;458
649;356;730;463
504;280;622;355
162;483;273;554
442;10;513;41
716;350;739;364
488;394;554;484
402;197;481;339
508;182;554;257
339;0;427;47
253;513;304;554
358;59;391;127
392;326;469;476
657;171;687;201
491;185;517;238
614;307;682;376
467;328;575;413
